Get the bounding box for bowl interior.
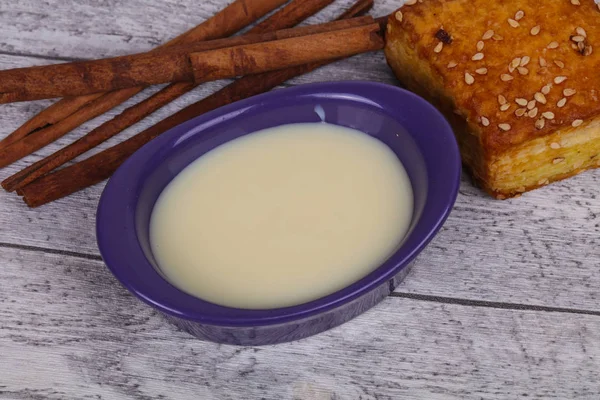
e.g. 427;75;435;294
97;81;460;326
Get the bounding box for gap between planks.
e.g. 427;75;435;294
0;50;83;63
3;240;600;318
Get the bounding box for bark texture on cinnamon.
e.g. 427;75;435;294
0;0;287;146
0;17;375;103
191;24;383;83
0;88;142;171
3;0;344;190
17;0;375;208
0;95;100;151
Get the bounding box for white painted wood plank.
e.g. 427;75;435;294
0;0;401;59
0;0;236;59
1;247;599;400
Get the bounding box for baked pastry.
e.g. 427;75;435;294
384;0;600;198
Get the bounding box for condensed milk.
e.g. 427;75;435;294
150;122;413;309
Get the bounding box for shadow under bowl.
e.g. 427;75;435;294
96;81;461;346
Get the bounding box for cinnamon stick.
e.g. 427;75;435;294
0;17;375;103
191;24;383;83
0;95;101;150
1;0;338;187
0;0;288;148
17;0;375;208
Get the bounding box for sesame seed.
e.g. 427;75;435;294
480;116;490;126
584;45;593;56
541;84;552;95
563;88;577;97
557;98;567;107
535;118;545;129
539;57;547;67
571;35;585;43
501;74;514;81
571;0;581;4
498;95;507;105
554;76;567;84
447;61;458;68
511;57;522;68
572;43;580;51
405;0;417;4
465;72;475;85
530;25;541;36
515;10;525;20
550;142;561;149
472;52;484;61
475;67;488;75
395;10;403;22
515;108;526;117
534;92;547;104
498;123;511;131
547;42;559;49
482;30;495;40
528;107;538;118
542;111;555;119
553;157;565;164
508;18;520;28
515;98;528;106
520;56;530;66
434;41;444;53
578;41;585;51
538;178;549;185
527;100;536;110
500;104;510;112
576;27;587;37
492;34;504;41
554;60;565;69
572;119;584;127
508;64;516;73
517;67;529;75
477;41;485;51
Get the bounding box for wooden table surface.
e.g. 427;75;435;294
1;1;600;399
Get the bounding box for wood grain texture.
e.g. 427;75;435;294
1;247;600;400
0;0;401;59
1;0;600;398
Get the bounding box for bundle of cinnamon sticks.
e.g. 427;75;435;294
0;0;386;208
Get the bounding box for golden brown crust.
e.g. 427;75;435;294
385;0;600;198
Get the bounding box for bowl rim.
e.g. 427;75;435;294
96;80;461;327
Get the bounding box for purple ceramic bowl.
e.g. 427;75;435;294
96;81;460;346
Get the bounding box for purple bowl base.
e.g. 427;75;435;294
163;263;413;346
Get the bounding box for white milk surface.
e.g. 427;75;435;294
150;123;414;309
